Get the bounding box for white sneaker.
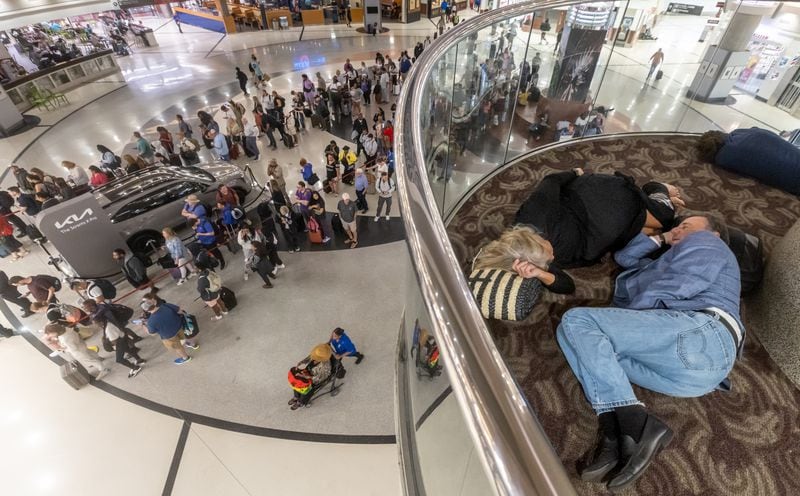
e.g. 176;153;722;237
176;278;186;286
374;216;379;222
276;264;286;270
213;315;223;321
244;272;249;281
188;271;198;279
385;215;390;221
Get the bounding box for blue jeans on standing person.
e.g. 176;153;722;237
556;307;736;414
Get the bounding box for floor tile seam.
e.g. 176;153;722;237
162;420;192;496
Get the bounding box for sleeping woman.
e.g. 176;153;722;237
473;225;576;295
513;168;682;268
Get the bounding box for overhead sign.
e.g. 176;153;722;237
666;2;704;15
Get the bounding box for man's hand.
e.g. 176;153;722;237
573;167;584;176
512;259;542;279
663;231;674;245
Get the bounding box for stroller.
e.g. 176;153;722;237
411;325;442;380
288;345;346;410
339;86;352;118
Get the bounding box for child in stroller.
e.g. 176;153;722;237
412;325;442;379
288;343;345;410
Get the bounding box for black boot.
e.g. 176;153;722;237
607;413;673;493
579;412;619;482
355;353;364;364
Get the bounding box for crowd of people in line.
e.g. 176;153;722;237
0;40;441;410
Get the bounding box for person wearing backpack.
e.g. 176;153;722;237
8;274;60;304
195;254;228;320
83;299;144;378
374;172;396;222
141;292;195;365
70;278;116;304
112;248;150;289
192;217;226;270
176;113;193;139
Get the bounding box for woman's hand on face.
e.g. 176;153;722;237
512;259;542;279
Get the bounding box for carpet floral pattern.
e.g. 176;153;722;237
446;135;800;495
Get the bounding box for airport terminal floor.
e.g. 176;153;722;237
2;5;800;496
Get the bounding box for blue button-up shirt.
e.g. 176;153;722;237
354;174;368;192
613;231;743;330
213;133;228;157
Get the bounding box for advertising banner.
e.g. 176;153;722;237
550;27;605;102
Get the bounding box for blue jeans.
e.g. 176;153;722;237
557;307;736;414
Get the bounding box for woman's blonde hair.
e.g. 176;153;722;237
62;160;76;169
473;225;551;272
162;227;176;238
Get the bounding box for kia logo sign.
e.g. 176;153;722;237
55;208;95;229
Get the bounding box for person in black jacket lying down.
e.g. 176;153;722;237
514;168;682;268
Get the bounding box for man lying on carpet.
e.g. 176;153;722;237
696;127;800;195
514;168;683;268
556;214;744;493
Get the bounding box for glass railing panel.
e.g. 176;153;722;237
421;44;459;214
441;13;533;216
396;252;498;496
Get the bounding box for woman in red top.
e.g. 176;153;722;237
157;126;174;155
88;166;109;187
215;184;239;206
0;215;29;260
382;120;394;149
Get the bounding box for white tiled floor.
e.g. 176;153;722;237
173;424;402;496
0;336;182;496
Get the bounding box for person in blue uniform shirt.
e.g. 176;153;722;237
329;327;364;364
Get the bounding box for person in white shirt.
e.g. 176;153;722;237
242;116;260;160
350;84;363;117
237;223;265;281
374;171;396;222
62;160;89;186
44;323;106;377
261;89;275;111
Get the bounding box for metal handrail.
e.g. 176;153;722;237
394;2;599;495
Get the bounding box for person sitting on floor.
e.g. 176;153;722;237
514;168;683;268
556;214;743;492
288;344;333;410
696;128;800;195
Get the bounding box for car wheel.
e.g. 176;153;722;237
127;231;163;266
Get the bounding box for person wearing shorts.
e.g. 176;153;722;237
142;292;195;365
337;193;359;248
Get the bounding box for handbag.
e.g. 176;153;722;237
467;268;542;321
182;313;200;338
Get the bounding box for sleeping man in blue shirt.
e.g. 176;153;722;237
556;215;743;492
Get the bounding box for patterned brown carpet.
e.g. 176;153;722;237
446;135;800;495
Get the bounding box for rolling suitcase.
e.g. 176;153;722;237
219;286;237;311
60;361;92;390
655;70;663;81
307;217;323;243
323;179;333;194
331;214;345;235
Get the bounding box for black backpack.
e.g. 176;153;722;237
105;303;134;324
726;226;764;295
0;191;14;210
89;278;117;299
41;274;62;292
